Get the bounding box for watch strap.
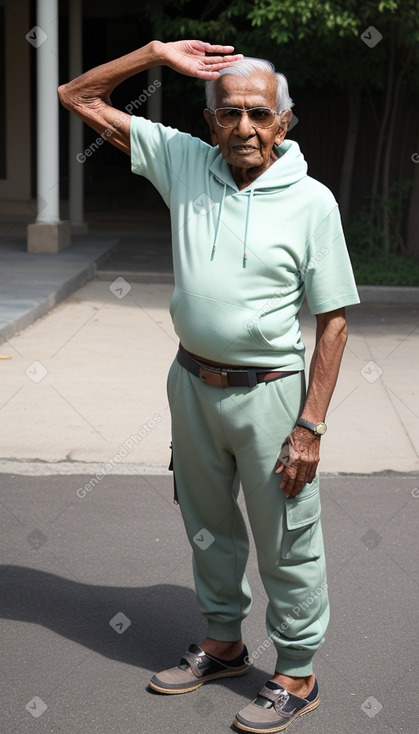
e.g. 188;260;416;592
297;418;327;435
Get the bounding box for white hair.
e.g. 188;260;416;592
205;57;294;113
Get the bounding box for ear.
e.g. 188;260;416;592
274;109;293;144
204;108;219;146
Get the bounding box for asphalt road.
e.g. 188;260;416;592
0;472;417;734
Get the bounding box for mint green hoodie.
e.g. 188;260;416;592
130;117;359;369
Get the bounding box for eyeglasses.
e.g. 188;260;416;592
207;107;280;129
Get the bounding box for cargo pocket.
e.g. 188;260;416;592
281;481;322;563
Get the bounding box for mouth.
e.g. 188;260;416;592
232;145;259;153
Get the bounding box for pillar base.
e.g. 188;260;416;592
27;220;71;253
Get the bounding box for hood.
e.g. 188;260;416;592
208;139;308;193
208;140;308;267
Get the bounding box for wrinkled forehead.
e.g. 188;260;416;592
215;71;278;108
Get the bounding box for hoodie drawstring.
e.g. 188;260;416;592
211;184;226;261
210;185;254;268
243;189;254;268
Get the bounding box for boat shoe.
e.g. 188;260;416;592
233;678;319;732
148;643;251;694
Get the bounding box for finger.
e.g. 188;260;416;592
280;463;315;498
305;463;319;485
283;473;304;498
280;469;297;498
288;467;317;496
194;69;224;80
202;55;243;67
216;56;245;68
204;44;237;53
287;483;305;498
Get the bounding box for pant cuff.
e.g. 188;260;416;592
207;622;243;641
275;656;314;677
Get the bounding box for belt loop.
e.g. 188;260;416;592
248;369;257;387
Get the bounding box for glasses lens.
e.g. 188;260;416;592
215;108;276;128
215;108;242;127
248;108;276;127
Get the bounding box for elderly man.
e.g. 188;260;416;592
59;39;359;732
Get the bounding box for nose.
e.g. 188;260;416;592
235;110;255;137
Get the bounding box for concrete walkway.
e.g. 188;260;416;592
0;228;418;474
0;232;117;341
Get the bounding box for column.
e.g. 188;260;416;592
27;0;70;252
69;0;87;232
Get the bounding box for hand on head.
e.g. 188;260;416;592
163;40;243;79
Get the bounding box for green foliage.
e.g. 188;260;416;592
349;246;419;286
248;0;360;42
346;180;419;285
346;180;412;253
246;0;419;91
161;0;418;93
161;1;239;44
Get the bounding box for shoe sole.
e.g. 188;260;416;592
233;696;320;733
149;666;251;695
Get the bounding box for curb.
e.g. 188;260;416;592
96;273;419;303
0;261;97;343
1;460;417;477
96;269;174;284
0;460;171;476
0;239;117;343
357;285;419;304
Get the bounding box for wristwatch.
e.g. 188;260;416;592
297;418;327;436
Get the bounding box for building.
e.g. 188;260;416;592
0;0;162;252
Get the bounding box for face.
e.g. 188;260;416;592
204;71;292;180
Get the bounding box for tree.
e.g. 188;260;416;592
247;0;419;251
161;0;419;255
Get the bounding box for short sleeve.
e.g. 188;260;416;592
302;204;360;314
129;116;194;205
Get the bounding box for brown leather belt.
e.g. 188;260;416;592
176;345;298;388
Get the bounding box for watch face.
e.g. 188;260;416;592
316;422;327;435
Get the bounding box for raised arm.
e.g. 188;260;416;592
58;40;243;156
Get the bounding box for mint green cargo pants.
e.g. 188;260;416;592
167;357;329;677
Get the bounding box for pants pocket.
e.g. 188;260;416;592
281;481;322;562
272;372;305;424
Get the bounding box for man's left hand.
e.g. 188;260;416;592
275;426;320;498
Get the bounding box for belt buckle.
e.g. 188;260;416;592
199;366;229;387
